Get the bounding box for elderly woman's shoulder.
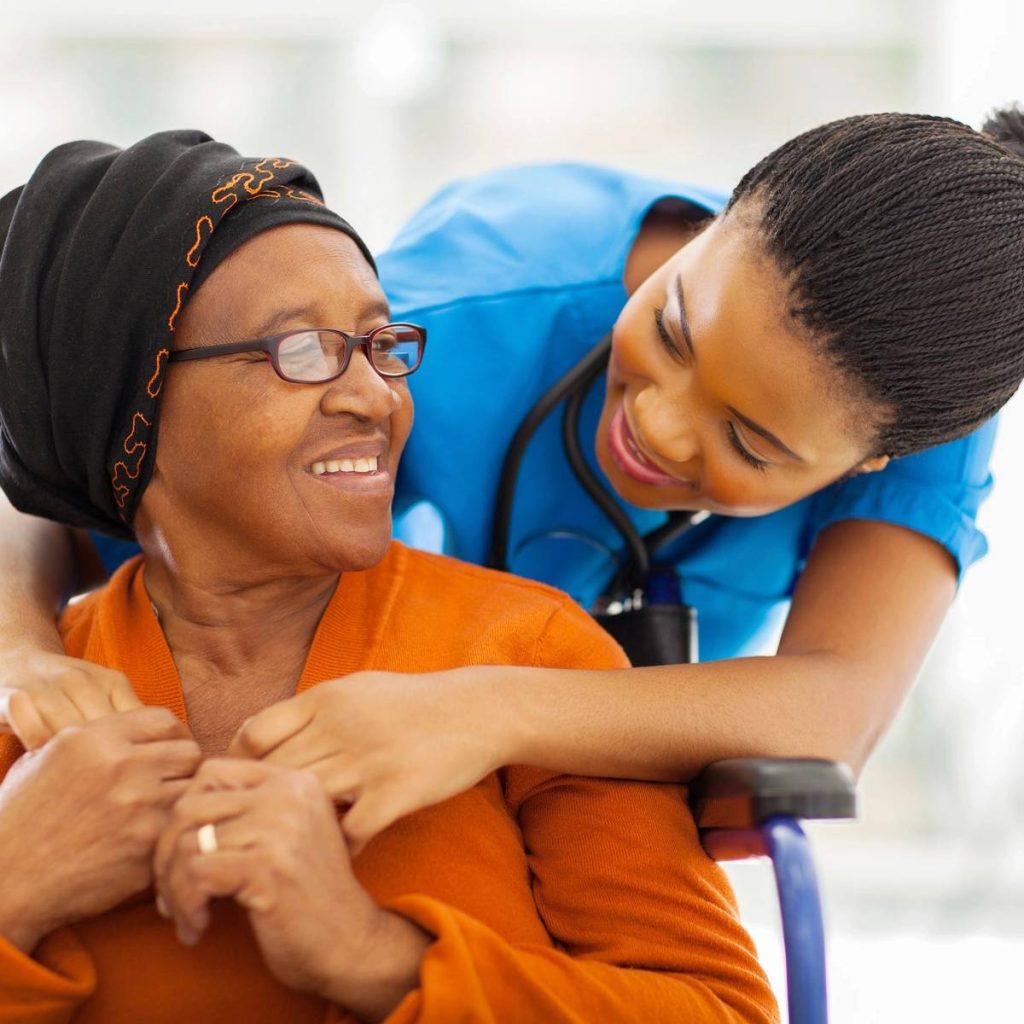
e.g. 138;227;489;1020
391;539;574;606
385;542;628;669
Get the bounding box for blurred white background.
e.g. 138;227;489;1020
2;2;1021;1020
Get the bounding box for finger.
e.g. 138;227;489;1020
106;671;144;713
154;790;255;888
190;756;280;793
59;674;124;723
156;777;193;804
341;793;404;855
31;689;88;737
0;688;52;750
258;726;339;770
101;705;191;744
158;815;261;937
136;738;203;781
55;665;142;720
301;754;362;805
162;849;261;945
227;699;315;760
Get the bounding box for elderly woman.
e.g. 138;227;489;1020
0;133;776;1022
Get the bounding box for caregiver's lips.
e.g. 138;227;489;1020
608;406;695;489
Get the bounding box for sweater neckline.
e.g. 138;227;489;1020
94;544;407;725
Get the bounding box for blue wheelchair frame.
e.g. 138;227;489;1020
690;758;857;1024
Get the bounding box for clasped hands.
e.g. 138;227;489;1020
0;651;502;1017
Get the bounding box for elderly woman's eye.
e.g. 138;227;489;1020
278;332;332;378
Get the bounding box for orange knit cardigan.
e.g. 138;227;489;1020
0;543;777;1023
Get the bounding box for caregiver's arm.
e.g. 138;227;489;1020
510;519;955;781
235;518;954;850
0;492;136;747
0;492;77;655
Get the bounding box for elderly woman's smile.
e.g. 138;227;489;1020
0;131;778;1023
140;223;415;578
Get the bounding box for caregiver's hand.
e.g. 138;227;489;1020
0;707;200;953
0;646;142;749
227;668;506;852
155;759;430;1021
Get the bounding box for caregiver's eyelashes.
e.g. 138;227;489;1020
653;306;686;363
653;304;770;473
726;421;771;473
672;273;696;360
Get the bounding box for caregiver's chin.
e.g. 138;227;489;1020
596;209;891;516
135;223;414;581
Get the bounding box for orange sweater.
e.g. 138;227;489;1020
0;543;777;1023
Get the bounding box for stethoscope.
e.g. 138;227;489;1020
487;332;712;664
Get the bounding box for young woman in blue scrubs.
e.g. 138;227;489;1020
2;111;1022;848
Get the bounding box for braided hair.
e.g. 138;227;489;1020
724;108;1024;457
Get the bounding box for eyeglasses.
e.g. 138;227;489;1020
167;323;427;384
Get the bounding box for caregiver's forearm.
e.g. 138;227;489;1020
0;494;78;655
502;651;895;783
503;520;956;783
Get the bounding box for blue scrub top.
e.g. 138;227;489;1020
91;163;997;662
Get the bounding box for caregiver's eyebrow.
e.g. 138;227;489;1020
727;406;805;462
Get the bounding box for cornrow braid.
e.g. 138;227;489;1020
724;109;1024;457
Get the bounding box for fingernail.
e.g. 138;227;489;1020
176;923;199;947
155;894;169;918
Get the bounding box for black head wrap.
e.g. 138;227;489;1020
0;129;375;538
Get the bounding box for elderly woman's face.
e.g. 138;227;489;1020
142;223;412;574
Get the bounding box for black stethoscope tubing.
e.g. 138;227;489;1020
488;333;699;598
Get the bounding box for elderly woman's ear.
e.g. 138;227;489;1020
0;708;199;954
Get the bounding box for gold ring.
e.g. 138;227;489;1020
196;822;219;855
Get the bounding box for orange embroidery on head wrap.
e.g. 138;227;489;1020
167;282;189;332
111;411;153;508
147;350;169;398
111;155;316;518
282;187;324;206
186;216;214;268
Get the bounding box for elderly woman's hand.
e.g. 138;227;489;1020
0;706;200;953
227;668;508;852
154;759;430;1020
0;646;142;749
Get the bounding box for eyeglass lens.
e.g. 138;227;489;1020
277;327;422;382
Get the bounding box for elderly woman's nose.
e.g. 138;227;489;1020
320;349;402;420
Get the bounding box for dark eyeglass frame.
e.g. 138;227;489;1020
166;322;427;383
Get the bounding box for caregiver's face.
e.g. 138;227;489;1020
597;213;887;516
148;223;412;573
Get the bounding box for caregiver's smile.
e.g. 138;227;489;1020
607;405;697;490
596;210;890;517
